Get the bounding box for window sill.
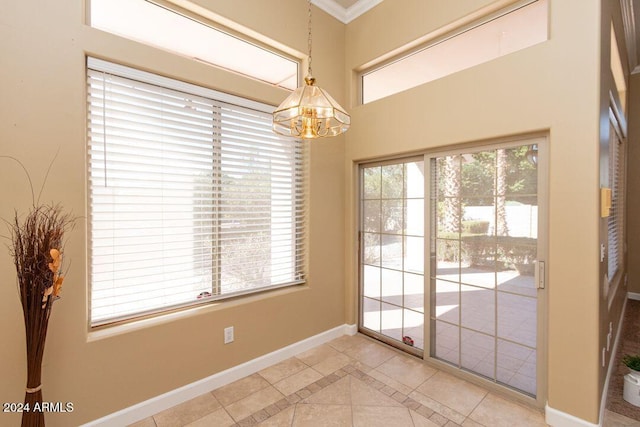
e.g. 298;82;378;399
87;282;308;342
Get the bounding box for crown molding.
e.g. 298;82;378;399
311;0;383;24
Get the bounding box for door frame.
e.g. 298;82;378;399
355;133;549;409
423;135;548;409
357;155;425;358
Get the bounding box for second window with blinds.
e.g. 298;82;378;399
87;58;306;326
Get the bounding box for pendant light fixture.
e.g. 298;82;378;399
272;0;350;139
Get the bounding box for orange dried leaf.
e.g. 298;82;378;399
53;276;64;297
48;248;61;273
42;286;53;304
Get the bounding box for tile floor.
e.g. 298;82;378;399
603;409;640;426
129;333;548;427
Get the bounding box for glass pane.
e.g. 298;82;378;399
461;151;495;200
406;199;424;236
461;329;495;379
497;292;536;347
406;162;425;198
496;259;536;297
363;233;381;266
497;242;536;294
460;266;496;289
381;268;403;306
435;320;459;365
364;167;381;199
361;0;548;104
435;239;460;279
504;146;537;197
431;143;538;397
437;197;461;236
497;339;536;396
404;272;424;313
436;155;460;195
363;265;381;299
381;235;402;269
382;200;404;234
362;297;380;332
381;164;404;199
363;200;381;233
462;207;495;238
461;285;495;335
360;159;425;355
461;236;496;288
91;0;299;90
381;302;403;342
504;195;538;238
404;236;424;274
434;279;459;325
404;309;424;350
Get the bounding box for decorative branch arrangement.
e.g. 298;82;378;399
3;156;74;427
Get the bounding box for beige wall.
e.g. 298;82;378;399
627;76;640;294
598;0;629;422
0;1;345;426
343;0;607;423
0;0;629;425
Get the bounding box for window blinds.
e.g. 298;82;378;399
87;58;306;325
608;120;624;281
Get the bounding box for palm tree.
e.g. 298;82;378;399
442;155;461;234
496;149;509;236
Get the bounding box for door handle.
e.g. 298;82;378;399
535;260;545;289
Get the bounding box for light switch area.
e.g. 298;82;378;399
224;326;234;344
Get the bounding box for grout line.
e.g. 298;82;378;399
228;363;465;427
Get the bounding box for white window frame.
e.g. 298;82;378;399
359;0;548;104
87;58;306;327
88;0;299;90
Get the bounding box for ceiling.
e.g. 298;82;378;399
311;0;383;23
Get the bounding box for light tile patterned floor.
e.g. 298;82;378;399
129;334;548;427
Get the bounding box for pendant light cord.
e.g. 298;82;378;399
307;0;313;78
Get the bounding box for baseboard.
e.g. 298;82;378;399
81;323;357;426
545;405;599;427
597;296;628;426
627;292;640;301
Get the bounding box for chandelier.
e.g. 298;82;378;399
272;0;350;139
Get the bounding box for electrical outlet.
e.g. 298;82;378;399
224;326;234;344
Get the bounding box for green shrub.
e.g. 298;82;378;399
623;354;640;371
462;220;490;234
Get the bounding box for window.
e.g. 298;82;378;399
89;0;298;90
360;0;548;104
87;58;306;326
611;23;627;114
608;110;625;282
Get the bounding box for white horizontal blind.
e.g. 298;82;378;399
608;122;624;280
87;59;306;325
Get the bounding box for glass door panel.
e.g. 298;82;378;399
430;144;540;397
360;159;425;354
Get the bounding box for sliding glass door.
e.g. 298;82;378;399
357;138;546;400
429;142;544;397
359;159;425;355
